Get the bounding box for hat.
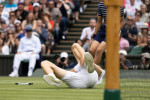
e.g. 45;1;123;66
25;26;32;31
60;52;68;58
14;20;21;25
18;1;24;5
33;3;40;7
119;50;127;55
141;23;149;29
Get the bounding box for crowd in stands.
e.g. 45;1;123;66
0;0;86;55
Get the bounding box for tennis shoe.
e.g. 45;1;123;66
43;75;63;87
97;69;105;84
84;52;95;73
9;72;19;77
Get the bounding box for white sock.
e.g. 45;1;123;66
48;73;59;80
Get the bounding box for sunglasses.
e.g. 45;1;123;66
8;32;13;35
26;30;32;32
49;3;54;5
127;19;133;21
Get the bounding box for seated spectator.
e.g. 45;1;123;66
80;18;96;52
15;1;28;22
0;20;7;32
75;39;83;47
56;52;75;69
9;26;41;77
119;50;132;70
5;29;17;54
143;0;150;13
120;32;130;52
121;16;138;48
40;0;47;11
46;0;62;45
135;11;143;32
22;12;37;30
14;20;24;39
0;4;9;23
33;2;42;20
0;37;9;55
141;4;149;22
3;0;18;13
141;34;150;69
24;0;33;12
35;19;48;55
0;31;6;41
137;23;148;47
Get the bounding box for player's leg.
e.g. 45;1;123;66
41;60;68;79
71;43;85;63
89;40;100;58
94;41;106;65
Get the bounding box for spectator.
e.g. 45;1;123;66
41;10;54;32
14;20;24;39
0;4;9;23
120;32;130;52
22;12;37;30
3;0;18;13
33;2;42;20
141;34;150;69
119;50;132;70
46;0;62;45
121;16;138;48
40;0;47;11
124;0;141;18
35;19;48;55
24;0;33;12
15;1;28;22
56;52;75;69
137;23;148;47
72;0;80;21
0;20;7;32
5;29;17;54
9;26;41;77
0;31;6;41
0;37;9;55
142;0;150;13
80;18;96;52
141;4;149;22
135;11;143;32
56;0;70;38
75;39;83;47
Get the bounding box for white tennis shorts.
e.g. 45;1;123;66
61;71;98;88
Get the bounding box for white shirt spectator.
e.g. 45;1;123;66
80;27;95;41
3;3;18;13
17;35;41;54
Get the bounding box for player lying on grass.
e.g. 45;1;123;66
41;43;105;88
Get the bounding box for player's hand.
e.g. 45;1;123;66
80;57;84;66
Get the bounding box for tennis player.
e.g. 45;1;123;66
41;43;105;88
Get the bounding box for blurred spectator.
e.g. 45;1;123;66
3;0;18;13
75;39;83;47
14;20;24;39
137;23;148;47
35;19;48;55
142;0;150;13
24;0;33;11
141;4;149;22
46;0;62;45
121;16;138;48
80;18;96;52
141;34;150;69
5;29;17;54
55;0;70;38
72;0;80;21
124;0;141;18
9;26;41;77
33;2;42;20
80;0;85;13
135;11;143;32
0;20;7;32
56;52;75;69
0;4;9;23
45;31;55;55
22;12;37;30
40;0;47;11
119;50;132;70
120;32;130;52
15;1;28;22
0;37;9;55
0;31;6;41
41;10;54;32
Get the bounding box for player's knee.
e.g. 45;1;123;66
89;47;94;54
96;48;104;55
41;60;49;68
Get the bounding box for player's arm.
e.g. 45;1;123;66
93;15;102;36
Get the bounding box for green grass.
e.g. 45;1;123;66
1;77;150;100
0;77;105;100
